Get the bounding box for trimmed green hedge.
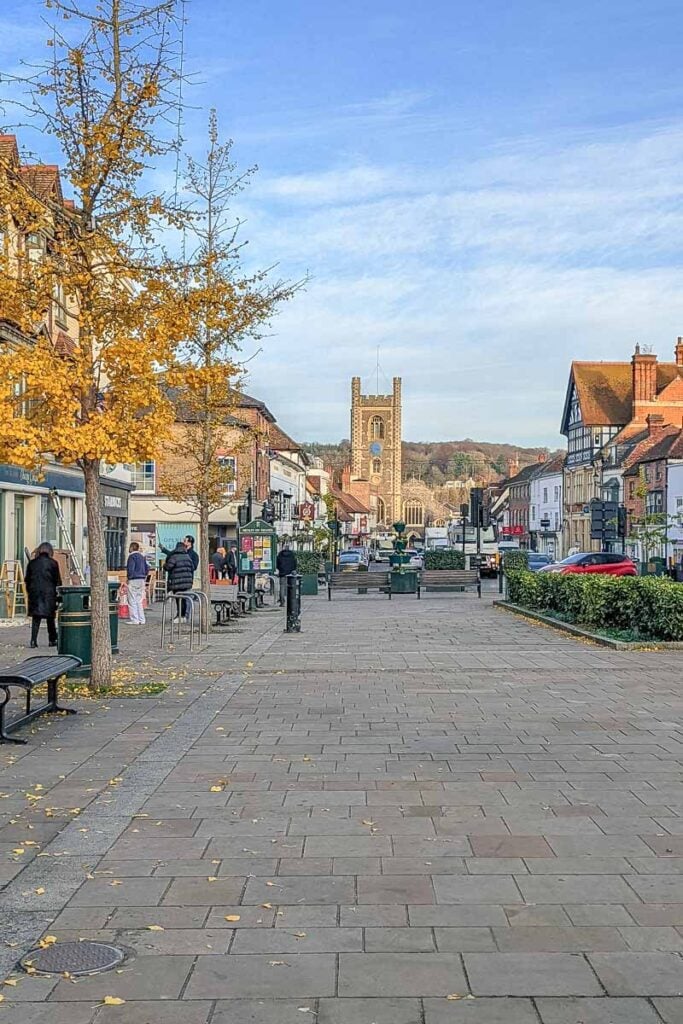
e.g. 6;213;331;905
424;549;466;570
502;549;529;571
506;570;683;641
292;551;322;574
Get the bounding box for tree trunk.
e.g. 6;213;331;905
200;498;210;600
83;458;112;692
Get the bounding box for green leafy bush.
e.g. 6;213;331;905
506;569;683;641
502;549;529;572
424;549;466;570
292;551;322;574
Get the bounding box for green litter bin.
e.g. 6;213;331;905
58;583;120;677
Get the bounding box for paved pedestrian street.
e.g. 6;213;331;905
1;592;683;1023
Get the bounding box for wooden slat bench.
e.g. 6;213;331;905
328;572;391;599
209;583;240;624
417;569;481;599
0;655;82;744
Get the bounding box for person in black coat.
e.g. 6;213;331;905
211;546;229;580
25;542;62;648
163;541;194;622
276;544;297;606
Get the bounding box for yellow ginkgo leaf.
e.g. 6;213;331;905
12;848;25;855
209;785;224;793
246;661;254;667
146;925;164;931
102;996;126;1005
35;887;45;895
4;979;17;987
224;914;240;922
207;876;218;882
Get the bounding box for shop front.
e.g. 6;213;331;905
0;463;85;571
100;479;133;570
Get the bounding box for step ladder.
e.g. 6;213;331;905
49;489;86;584
0;560;28;618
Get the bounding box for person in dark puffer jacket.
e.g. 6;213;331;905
164;542;194;620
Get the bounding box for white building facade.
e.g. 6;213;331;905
529;464;564;560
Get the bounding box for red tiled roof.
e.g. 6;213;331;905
572;361;682;426
269;424;300;451
54;331;76;356
330;488;370;515
623;425;681;472
0;134;19;166
20;164;63;204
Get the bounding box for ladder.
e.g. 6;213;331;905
0;560;28;618
49;489;86;584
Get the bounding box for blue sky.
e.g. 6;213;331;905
3;0;683;446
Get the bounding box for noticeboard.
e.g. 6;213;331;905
238;519;276;574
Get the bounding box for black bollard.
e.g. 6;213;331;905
285;573;302;633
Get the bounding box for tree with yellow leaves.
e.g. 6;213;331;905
0;0;189;689
160;111;301;599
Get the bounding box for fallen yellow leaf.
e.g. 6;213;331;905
35;887;45;895
209;785;224;793
146;925;164;931
446;994;461;1000
102;996;125;1005
224;915;240;922
207;876;218;882
3;980;17;987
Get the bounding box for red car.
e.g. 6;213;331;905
539;552;637;576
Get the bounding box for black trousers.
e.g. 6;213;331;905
31;614;57;645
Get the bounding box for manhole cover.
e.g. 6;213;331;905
21;941;126;976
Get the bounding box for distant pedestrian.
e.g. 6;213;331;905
226;543;238;582
126;542;148;625
276;543;297;606
164;541;194;621
211;546;229;580
25;542;62;648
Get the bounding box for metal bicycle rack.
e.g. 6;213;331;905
160;589;210;651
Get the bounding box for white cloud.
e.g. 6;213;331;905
241;121;683;444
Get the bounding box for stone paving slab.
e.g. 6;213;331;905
1;591;682;1019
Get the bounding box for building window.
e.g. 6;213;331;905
646;490;664;515
554;485;560;501
217;455;237;494
542;488;548;503
370;416;385;440
376;497;385;523
403;500;424;526
628;480;635;499
54;281;68;328
371;457;382;475
531;505;536;521
129;461;155;492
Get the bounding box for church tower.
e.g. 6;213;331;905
350;376;402;525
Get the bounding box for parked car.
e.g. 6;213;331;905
338;550;368;572
527;553;554;572
404;548;424;569
538;552;637;576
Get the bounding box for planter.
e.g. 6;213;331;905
390;569;417;594
299;573;319;596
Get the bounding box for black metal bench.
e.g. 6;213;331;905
417;569;481;599
328;571;391;599
0;655;82;744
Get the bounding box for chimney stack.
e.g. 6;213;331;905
507;456;519;479
537;452;547;464
647;413;665;436
632;344;658;416
676;338;683;367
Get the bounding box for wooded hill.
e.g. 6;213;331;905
304;439;555;488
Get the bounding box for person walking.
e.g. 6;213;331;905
276;543;297;606
25;542;62;648
184;535;199;573
164;541;194;622
126;542;148;625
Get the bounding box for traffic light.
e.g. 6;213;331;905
481;491;491;529
470;487;482;526
617;505;627;539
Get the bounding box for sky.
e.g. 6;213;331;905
2;0;683;447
